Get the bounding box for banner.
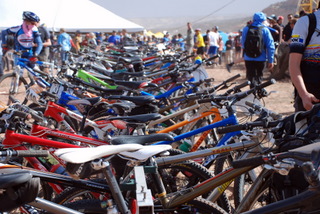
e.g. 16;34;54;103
298;0;318;13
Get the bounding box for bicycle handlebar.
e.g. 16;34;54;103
221;80;250;96
245;101;282;120
0;149;49;157
232;141;320;169
198;79;276;104
217;120;280;134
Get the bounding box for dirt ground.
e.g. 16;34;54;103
206;63;295;116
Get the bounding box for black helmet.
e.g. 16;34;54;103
23;11;40;23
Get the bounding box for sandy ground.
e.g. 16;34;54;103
205;63;295;116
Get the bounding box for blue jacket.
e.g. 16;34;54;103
241;12;275;63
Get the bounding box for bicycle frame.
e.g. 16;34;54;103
153;108;241;151
2;122;108;193
76;69;118;89
153;139;263;209
0;162;127;213
44;100;126;139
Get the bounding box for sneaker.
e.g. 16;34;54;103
226;63;233;73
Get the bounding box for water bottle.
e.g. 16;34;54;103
107;199;119;214
50;164;69;176
179;139;193;152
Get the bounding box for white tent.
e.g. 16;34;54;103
0;0;144;32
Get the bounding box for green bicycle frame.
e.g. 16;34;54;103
76;69;118;89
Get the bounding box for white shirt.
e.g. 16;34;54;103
208;31;220;47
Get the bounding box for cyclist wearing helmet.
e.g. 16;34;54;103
1;11;43;62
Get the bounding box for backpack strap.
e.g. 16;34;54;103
305;13;316;48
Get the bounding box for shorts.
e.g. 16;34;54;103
196;46;205;55
208;46;218;55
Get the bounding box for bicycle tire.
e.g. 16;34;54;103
240;178;278;212
154;149;231;213
62;197;228;214
53;182;108;205
213;153;260;210
53;150;231;213
0;72;29;105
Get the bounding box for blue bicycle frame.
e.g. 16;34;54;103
17;58;51;88
153;110;242;167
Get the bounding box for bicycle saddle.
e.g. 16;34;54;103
67;96;102;107
114;80;151;90
55;144;144;164
111;133;174;145
107;113;161;123
108;95;156;106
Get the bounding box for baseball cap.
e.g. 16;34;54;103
195;28;201;31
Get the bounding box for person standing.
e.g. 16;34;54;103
73;30;82;53
241;12;275;88
177;33;185;51
57;28;73;64
1;11;43;74
194;28;205;59
289;7;320;111
207;26;220;58
273;18;297;80
185;22;194;55
88;32;98;49
283;14;294;42
36;23;51;73
107;30;120;45
225;35;234;67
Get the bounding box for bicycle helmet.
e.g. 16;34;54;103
22;11;40;23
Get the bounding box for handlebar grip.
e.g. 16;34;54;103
224;74;241;83
217;124;247;134
0;150;49;157
232;156;265;168
233;81;250;91
12;111;29;119
256;79;276;90
245;101;282;120
29;112;44;122
205;54;220;62
198;98;214;104
16;150;49;157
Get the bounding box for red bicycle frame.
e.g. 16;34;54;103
2;122;110;193
44;100;127;139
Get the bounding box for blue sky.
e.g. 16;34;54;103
92;0;286;18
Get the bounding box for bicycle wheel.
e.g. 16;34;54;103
53;179;109;204
0;72;29;105
213;153;262;210
153;149;231;213
62;198;228;214
241;178;278;212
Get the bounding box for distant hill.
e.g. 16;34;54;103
129;0;299;34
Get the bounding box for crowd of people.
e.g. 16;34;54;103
1;6;320;112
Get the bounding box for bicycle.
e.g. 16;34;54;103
52;131;274;213
0;53;54;105
231;141;320;214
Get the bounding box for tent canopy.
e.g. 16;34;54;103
0;0;144;33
